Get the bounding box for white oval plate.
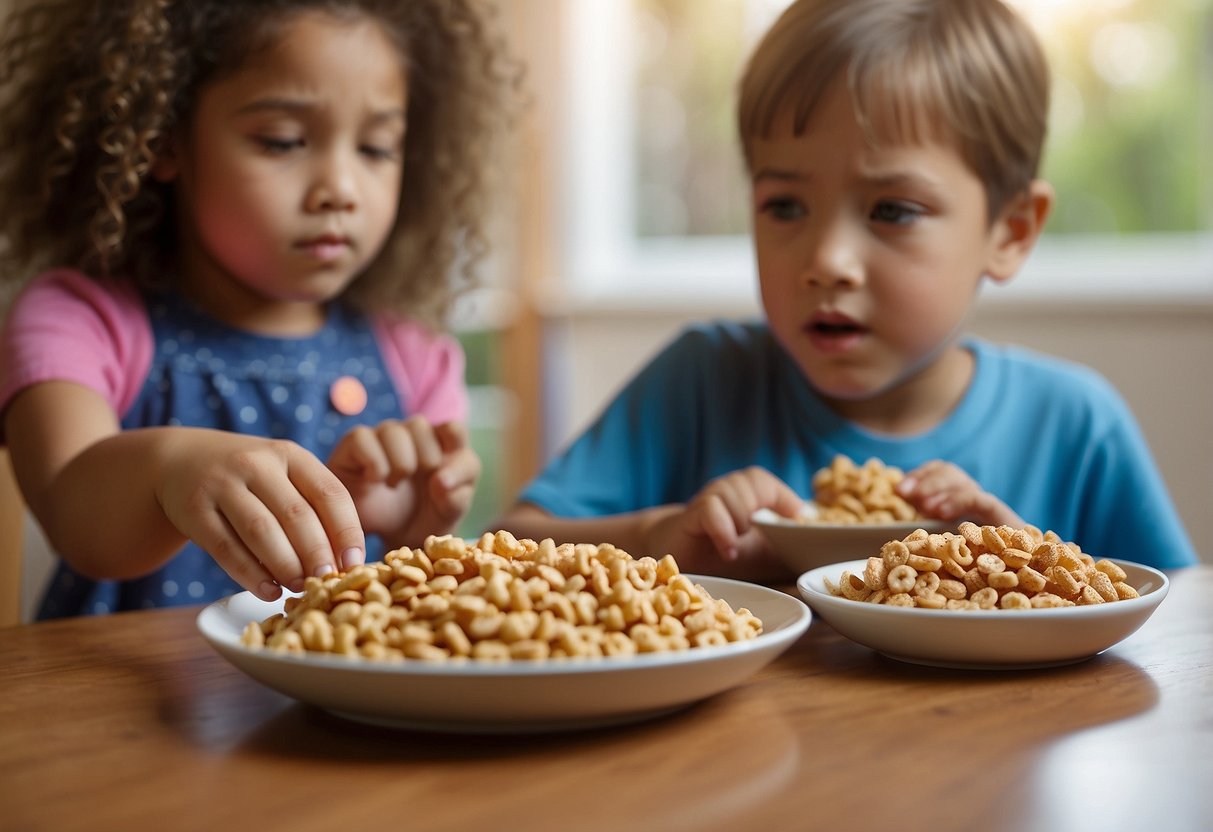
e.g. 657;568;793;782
752;506;951;575
198;575;811;733
797;558;1168;669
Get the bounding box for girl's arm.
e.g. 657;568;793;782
5;381;366;598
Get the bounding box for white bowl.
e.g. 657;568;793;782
753;506;951;575
796;558;1169;669
198;575;811;733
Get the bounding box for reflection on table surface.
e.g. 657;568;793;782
1;565;1210;832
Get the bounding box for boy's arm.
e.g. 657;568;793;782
5;380;365;596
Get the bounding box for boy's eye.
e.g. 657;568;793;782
758;197;806;222
870;200;923;225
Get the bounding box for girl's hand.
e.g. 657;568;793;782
328;417;480;548
897;460;1024;527
644;466;803;575
155;432;366;601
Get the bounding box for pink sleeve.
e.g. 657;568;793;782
0;269;152;435
371;315;468;424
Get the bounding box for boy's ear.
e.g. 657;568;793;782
985;180;1054;284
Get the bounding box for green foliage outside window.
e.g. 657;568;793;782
634;0;1212;237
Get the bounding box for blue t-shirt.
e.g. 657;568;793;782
36;292;405;619
520;320;1197;570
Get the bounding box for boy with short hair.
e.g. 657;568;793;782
496;0;1197;577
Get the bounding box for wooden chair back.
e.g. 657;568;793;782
0;449;24;626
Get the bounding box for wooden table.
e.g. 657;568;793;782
2;566;1210;832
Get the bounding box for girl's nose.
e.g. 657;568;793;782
800;218;863;289
305;157;357;213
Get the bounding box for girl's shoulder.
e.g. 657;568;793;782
8;269;146;323
368;312;467;425
0;270;152;419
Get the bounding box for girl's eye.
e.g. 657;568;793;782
256;136;304;154
360;144;401;162
870;200;923;225
758;197;806;222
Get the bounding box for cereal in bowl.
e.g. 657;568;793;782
824;522;1140;610
807;455;925;525
240;531;763;661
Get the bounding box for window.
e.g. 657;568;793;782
558;0;1213;305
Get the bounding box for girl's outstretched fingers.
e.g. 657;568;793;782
287;450;366;572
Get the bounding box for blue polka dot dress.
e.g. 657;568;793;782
36;292;405;619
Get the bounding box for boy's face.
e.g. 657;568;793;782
748;79;1029;406
154;11;407;332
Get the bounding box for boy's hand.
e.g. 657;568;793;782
645;466;803;573
154;432;366;601
897;460;1024;527
328;417;480;548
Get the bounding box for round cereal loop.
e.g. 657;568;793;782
957;521;984;549
1089;570;1119;603
970;587;999;610
1046;566;1083;598
937;579;967;601
945;599;979;611
1077;585;1105;606
1094;559;1128;583
980;526;1006;554
1113;581;1140;600
839;571;872;601
974;553;1006;576
886;564;917;594
912;571;941;597
863;557;887;590
1015;566;1047;594
999;548;1031;569
880;540;911;568
942;535;974;567
986;570;1019;590
907;554;944;572
999;591;1031;610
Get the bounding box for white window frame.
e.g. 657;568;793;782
555;0;1213;311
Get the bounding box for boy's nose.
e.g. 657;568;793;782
799;220;863;289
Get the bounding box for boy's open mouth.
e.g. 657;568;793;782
807;311;866;335
810;320;865;335
805;312;867;352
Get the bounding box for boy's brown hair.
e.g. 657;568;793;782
738;0;1049;222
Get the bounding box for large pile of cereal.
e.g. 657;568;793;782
826;521;1140;610
808;455;924;525
241;531;763;661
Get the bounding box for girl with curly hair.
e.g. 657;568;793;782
0;0;523;618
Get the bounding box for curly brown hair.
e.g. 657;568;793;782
0;0;524;324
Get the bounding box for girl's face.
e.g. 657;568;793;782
748;77;1044;429
156;11;407;334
